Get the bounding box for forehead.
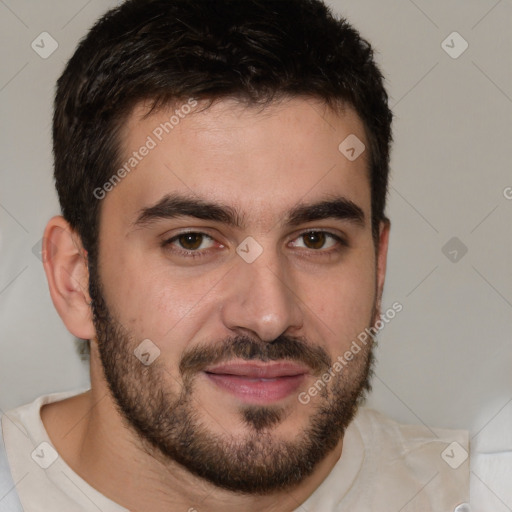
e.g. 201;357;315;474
104;97;371;230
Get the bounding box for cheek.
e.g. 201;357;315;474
99;245;224;350
299;250;377;347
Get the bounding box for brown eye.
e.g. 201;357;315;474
289;231;345;252
302;232;327;249
177;233;205;250
162;232;217;255
161;230;223;262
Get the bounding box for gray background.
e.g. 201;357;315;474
0;0;510;508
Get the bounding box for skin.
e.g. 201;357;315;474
41;97;390;512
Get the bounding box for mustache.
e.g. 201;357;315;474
179;335;331;379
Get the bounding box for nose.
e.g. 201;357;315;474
220;248;303;342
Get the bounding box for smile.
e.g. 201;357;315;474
203;361;310;404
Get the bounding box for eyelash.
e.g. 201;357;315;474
161;232;219;259
161;230;348;259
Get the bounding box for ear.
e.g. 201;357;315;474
42;216;96;340
375;218;391;314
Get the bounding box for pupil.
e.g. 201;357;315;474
180;233;202;250
304;232;325;249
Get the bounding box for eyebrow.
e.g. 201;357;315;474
130;193;365;231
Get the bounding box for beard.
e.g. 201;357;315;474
88;261;376;495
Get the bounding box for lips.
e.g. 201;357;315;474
203;361;309;403
205;361;310;379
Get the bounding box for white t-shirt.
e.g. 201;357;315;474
469;399;512;512
0;389;470;511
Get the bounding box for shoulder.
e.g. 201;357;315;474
470;401;512;511
0;389;90;512
347;407;470;511
355;407;469;453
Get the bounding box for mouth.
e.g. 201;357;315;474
203;361;310;404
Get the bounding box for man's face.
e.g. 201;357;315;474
89;97;387;493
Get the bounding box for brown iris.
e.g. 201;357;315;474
178;233;204;250
302;232;326;249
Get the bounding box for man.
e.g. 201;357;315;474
0;0;469;510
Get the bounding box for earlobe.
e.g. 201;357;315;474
42;216;96;340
